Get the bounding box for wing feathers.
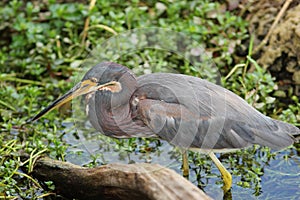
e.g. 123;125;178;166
136;73;299;150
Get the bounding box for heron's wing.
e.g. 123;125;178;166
137;99;253;150
135;73;299;150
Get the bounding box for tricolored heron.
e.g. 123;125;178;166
29;62;299;192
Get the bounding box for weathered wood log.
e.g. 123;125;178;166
31;157;212;200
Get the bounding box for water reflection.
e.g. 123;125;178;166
62;121;300;200
63;121;181;168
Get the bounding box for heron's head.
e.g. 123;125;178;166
29;62;136;122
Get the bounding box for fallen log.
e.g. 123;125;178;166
31;157;212;200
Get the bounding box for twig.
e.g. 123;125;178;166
87;24;118;36
0;75;45;86
224;63;245;81
253;0;293;54
81;0;97;46
0;100;16;111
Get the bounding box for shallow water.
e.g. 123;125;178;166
62;122;300;200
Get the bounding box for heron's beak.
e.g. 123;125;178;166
28;79;97;123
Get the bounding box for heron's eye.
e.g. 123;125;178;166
90;77;98;83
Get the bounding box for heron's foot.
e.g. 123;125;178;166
183;166;189;177
208;152;232;193
220;168;232;193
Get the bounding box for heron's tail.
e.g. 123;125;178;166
271;119;299;147
248;117;299;150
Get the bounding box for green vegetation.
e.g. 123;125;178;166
0;0;299;199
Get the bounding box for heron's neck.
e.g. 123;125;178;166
90;79;137;136
86;85;155;138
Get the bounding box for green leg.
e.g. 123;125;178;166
182;150;189;177
208;152;232;193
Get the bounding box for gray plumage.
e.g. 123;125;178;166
135;73;299;150
82;62;299;151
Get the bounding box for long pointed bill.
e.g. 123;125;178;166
27;79;97;123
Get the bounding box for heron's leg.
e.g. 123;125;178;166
182;150;189;177
208;152;232;192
